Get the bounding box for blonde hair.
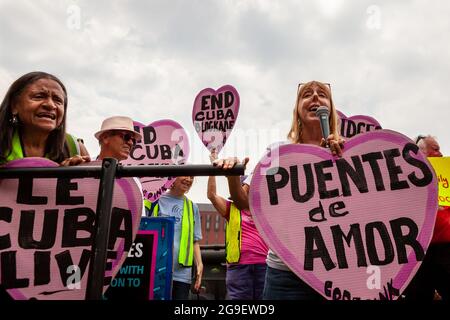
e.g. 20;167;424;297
287;81;340;144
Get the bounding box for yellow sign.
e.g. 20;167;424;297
428;156;450;206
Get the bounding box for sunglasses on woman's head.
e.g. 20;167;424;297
298;82;331;92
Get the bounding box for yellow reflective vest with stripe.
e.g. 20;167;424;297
226;203;242;263
150;197;195;267
3;130;80;163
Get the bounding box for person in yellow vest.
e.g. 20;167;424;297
150;176;203;300
207;149;268;300
0;71;90;299
0;71;90;166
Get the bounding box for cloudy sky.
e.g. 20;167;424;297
1;0;449;204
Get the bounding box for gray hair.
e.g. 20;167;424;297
414;134;437;152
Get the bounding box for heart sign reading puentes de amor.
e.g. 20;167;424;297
123;120;190;203
249;130;438;300
0;158;143;300
192;85;240;153
338;110;382;139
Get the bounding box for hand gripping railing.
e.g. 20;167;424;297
0;158;245;300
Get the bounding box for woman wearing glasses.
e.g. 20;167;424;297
214;81;344;299
95;116;142;161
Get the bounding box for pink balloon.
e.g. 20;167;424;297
338;110;382;139
192;85;240;153
249;130;438;300
123;120;190;203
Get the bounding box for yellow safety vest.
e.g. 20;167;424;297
225;203;242;263
4;130;80;163
151;197;194;267
143;199;152;212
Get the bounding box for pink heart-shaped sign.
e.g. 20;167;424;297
192;85;240;153
338;110;382;139
123;120;190;203
249;130;438;300
0;158;142;300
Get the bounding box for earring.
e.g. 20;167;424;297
10;114;18;126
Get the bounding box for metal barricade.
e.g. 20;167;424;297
0;158;244;300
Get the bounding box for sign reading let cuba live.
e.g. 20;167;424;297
0;158;142;300
249;130;438;300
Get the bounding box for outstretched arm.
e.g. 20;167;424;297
207;176;228;217
227;176;249;211
207;149;228;217
213;156;250;211
79;139;90;157
60;139;91;167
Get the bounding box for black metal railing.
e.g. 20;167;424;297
0;158;244;300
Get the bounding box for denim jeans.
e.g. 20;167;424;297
403;243;450;300
172;280;191;300
263;266;324;300
226;263;267;300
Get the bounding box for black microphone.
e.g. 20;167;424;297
315;106;330;144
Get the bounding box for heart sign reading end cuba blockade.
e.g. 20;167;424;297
0;158;143;300
192;85;240;153
249;130;438;300
123;120;190;203
338;110;382;139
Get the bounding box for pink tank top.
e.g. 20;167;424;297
226;201;268;265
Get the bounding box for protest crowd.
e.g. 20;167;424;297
0;72;448;301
